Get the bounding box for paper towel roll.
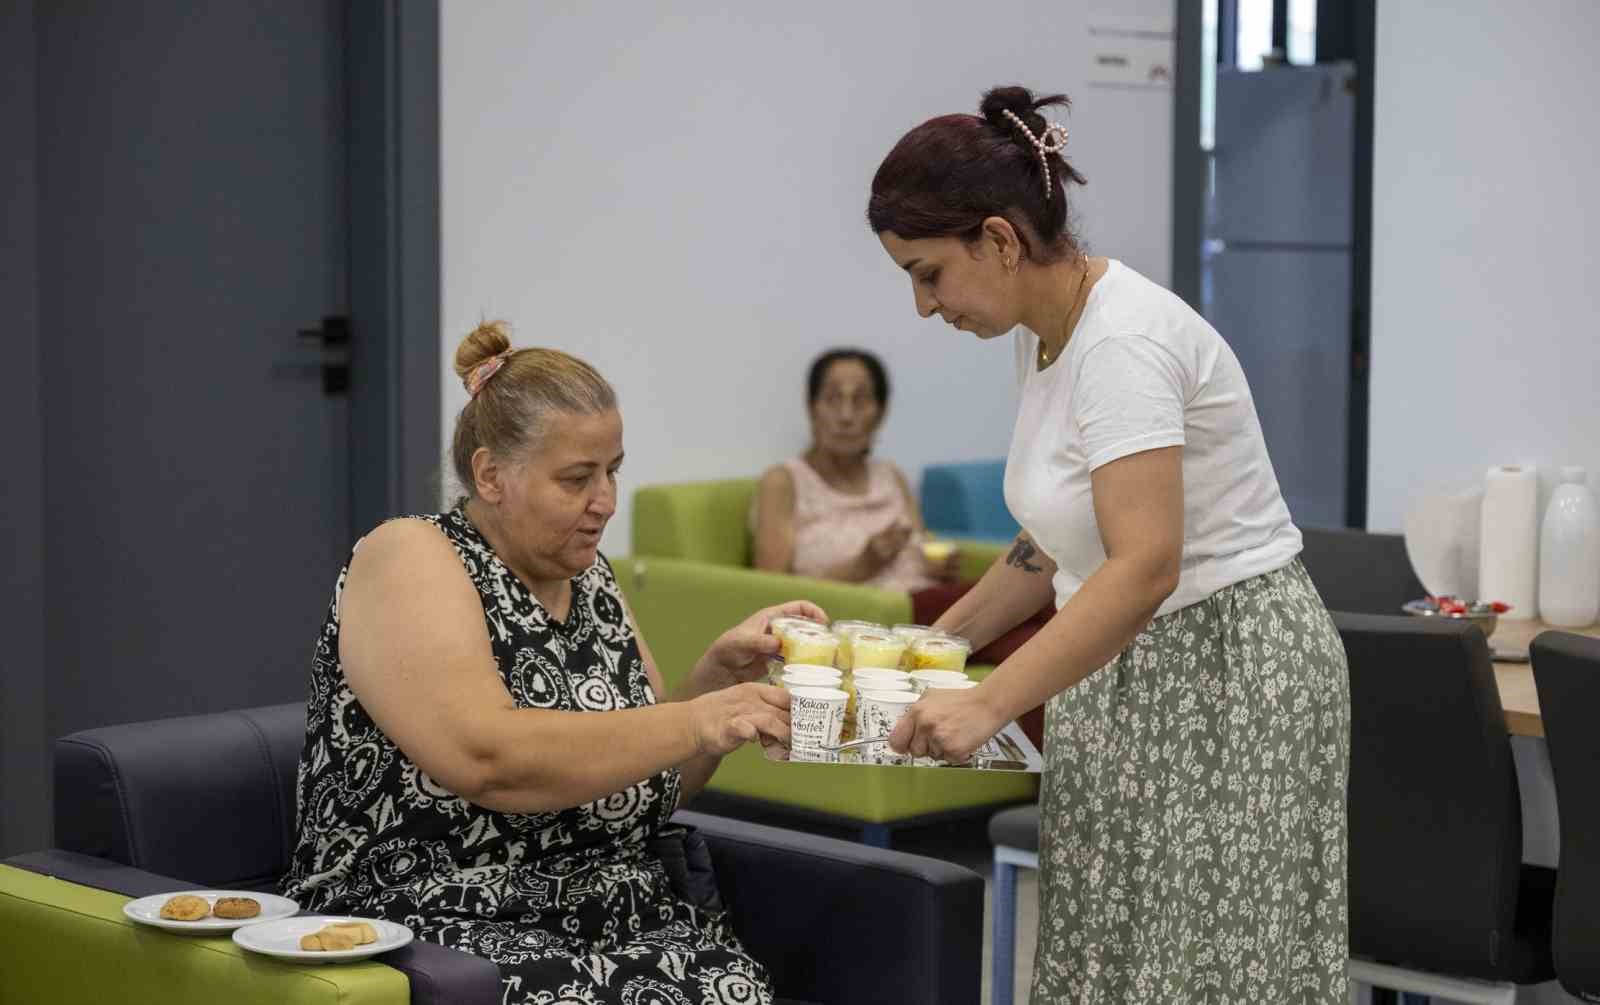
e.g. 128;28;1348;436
1479;465;1539;619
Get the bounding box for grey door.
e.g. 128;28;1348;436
37;1;352;737
1208;248;1352;529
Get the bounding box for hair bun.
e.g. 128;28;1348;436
980;85;1071;139
453;320;513;382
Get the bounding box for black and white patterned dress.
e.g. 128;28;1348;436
281;506;774;1005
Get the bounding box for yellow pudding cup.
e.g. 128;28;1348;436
891;624;937;668
910;634;972;672
769;616;827;680
779;624;839;668
830;619;887;670
849;630;907;670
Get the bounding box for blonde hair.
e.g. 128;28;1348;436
449;321;617;494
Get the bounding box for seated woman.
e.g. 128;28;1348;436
280;322;814;1005
752;348;957;592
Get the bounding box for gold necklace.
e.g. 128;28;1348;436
1038;259;1092;368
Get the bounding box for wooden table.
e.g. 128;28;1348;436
1492;619;1600;738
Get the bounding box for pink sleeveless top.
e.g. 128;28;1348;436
777;457;934;593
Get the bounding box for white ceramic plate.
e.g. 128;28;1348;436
232;915;413;964
122;890;299;933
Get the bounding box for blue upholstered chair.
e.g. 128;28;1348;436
920;461;1019;542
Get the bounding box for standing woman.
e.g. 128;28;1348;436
870;87;1349;1003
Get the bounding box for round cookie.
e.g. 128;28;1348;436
159;894;210;921
213;897;261;920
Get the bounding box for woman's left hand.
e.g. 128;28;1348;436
887;687;1008;764
691;601;829;693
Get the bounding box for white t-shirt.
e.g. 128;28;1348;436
1003;259;1302;617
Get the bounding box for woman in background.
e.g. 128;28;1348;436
752;348;954;591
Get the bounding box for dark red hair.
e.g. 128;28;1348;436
867;85;1087;264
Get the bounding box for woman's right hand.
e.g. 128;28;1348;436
864;520;914;567
687;682;791;757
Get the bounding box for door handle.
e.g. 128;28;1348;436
297;316;350;395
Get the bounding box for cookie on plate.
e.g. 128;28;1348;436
213;897;261;920
299;920;379;951
158;894;210;922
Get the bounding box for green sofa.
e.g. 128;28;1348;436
619;477;1035;845
0;864;408;1005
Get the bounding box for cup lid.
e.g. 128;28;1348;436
785;622;836;638
910;669;969;681
852;630;902;645
913;635;971;652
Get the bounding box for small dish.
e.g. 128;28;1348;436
122;890;299;933
1401;599;1499;639
232;915;413;964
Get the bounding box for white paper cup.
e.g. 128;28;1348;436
856;689;920;764
788;686;848;751
784;663;842;678
781;671;843;691
909;669;970;694
780;664;842;689
850;668;911;688
919;678;979;693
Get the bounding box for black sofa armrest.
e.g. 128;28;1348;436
5;850;503;1005
675;811;983;1005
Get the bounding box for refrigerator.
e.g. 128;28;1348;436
1206;62;1356;529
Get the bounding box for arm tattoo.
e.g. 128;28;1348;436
1005;538;1044;574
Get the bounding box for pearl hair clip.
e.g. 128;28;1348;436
1001;109;1070;199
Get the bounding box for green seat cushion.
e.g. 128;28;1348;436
0;865;409;1004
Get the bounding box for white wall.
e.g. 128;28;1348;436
442;1;1173;552
1368;0;1600;531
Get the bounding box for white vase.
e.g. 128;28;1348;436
1538;466;1600;628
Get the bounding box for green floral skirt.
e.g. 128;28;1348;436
1032;559;1349;1004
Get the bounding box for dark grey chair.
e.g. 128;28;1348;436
1530;630;1600;1002
6;702;985;1005
1338;613;1554;1003
1300;526;1427;615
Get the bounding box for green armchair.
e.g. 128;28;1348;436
618;477;1034;846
